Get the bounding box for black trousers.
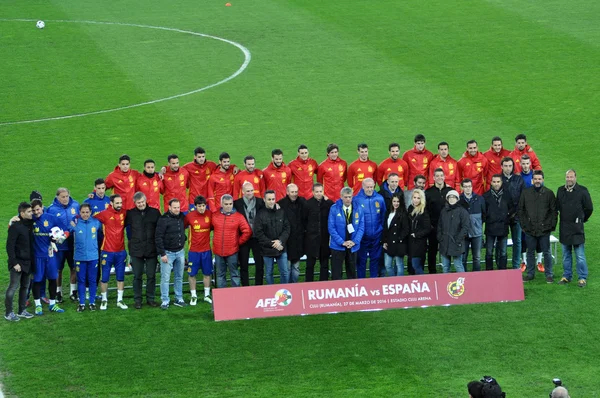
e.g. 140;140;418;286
306;247;331;282
131;256;158;303
238;237;264;286
427;228;439;274
5;269;30;316
331;249;356;280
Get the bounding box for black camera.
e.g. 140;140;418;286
549;378;563;397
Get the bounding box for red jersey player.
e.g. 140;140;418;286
347;143;378;195
402;134;434;189
317;143;347;202
288;144;318;199
184;196;213;305
263;149;292;201
377;142;409;190
105;154;141;211
162;154;190;213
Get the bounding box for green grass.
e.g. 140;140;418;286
1;0;600;396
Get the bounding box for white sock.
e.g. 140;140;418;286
191;289;197;298
70;283;77;293
101;292;107;301
34;299;41;306
117;290;123;301
50;299;56;306
204;287;210;296
522;253;527;263
86;287;90;293
57;286;62;293
536;253;542;263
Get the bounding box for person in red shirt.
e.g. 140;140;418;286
317;143;347;202
429;141;460;190
347;143;378;195
161;154;190;213
184;196;213;305
233;155;265;199
511;133;542;174
135;159;163;211
263;149;292;201
457;140;489;195
183;147;218;205
105;155;141;211
483;136;511;188
94;194;127;311
208;152;235;211
377;142;409;189
288;144;318;199
402;134;434;189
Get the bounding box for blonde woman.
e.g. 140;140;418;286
407;189;431;275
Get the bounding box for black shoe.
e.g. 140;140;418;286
56;292;63;303
135;302;142;310
146;301;159;308
522;274;534;282
89;304;96;311
76;305;86;313
70;291;78;302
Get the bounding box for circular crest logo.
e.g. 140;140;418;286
447;277;466;299
274;289;293;306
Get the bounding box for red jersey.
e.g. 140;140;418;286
288;156;318;199
135;173;163;210
162;167;190;212
510;145;542;174
402;147;435;189
185;210;212;252
377;157;409;189
233;170;265;199
263;162;292;201
347;158;378;195
483;147;511;188
183;160;217;204
457;151;489;195
316;157;347;202
428;155;460;190
207;168;235;211
105;166;141;210
94;207;125;252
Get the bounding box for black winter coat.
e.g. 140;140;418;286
556;184;593;245
278;196;306;262
483;189;515;237
425;185;452;227
383;209;410;257
254;207;290;257
437;203;470;256
233;197;265;235
407;206;431;258
126;206;161;258
303;197;333;258
501;173;524;222
155;211;187;256
6;218;35;273
518;186;557;237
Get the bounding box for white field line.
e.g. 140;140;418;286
0;19;252;126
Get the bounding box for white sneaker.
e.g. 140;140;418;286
100;300;108;311
117;300;128;310
204;295;213;304
190;296;198;306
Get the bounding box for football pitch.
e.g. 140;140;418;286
1;0;599;396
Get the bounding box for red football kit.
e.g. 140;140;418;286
207;168;235;211
105;166;140;210
347;159;378;195
288;156;318;199
185;210;212;252
402;147;434;189
510;145;542;174
428;155;460;190
377;157;409;189
135;173;163;210
263;162;292;201
483;147;511;188
457;151;489;195
162;167;190;212
233;170;265;199
184;160;217;204
94;207;125;252
317;157;347;202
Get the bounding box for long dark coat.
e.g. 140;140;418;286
437;203;470;257
407;206;431;258
303;197;333;258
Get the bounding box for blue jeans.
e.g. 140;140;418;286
485;235;507;270
510;222;522;269
441;255;465;273
562;243;588;281
288;261;300;283
160;249;185;304
264;252;289;284
215;254;240;288
384;254;404;276
462;236;482;271
411;257;424;275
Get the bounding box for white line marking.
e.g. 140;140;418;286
0;19;251;126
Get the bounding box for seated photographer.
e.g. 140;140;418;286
467;376;505;398
551;386;570;398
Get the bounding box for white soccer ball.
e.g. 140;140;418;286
36;20;45;29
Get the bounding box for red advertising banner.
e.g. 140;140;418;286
213;270;524;321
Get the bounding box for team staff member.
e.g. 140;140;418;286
347;143;378;195
207;152;235;211
126;192;161;309
84;178;110;300
377;142;409;189
354;178;386;278
483;136;511;188
429;142;460;190
162;154;190;213
47;187;80;303
184;147;218;203
263;149;292;201
5;202;35;322
184;196;214;304
403;134;434;189
73;204;102;312
278;184;306;283
317;143;347;202
94;194;128;310
303;183;334;281
135;160;163;210
288;145;318;199
233;155;265;199
457;140;489;195
105;154;141;211
511;133;542;174
380;173;405;212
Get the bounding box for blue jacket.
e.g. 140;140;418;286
328;199;365;253
520;170;533;188
47;197;80;251
353;189;386;238
84;193;110;217
459;193;486;238
73;217;102;261
32;213;61;259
